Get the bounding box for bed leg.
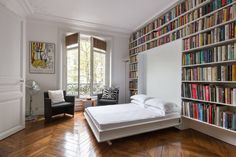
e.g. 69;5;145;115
107;140;112;146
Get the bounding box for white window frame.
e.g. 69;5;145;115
64;34;110;97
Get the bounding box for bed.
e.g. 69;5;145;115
84;102;181;143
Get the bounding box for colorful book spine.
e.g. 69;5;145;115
183;101;236;130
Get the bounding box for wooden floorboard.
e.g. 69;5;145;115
0;112;236;157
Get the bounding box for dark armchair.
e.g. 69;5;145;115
97;88;119;106
44;90;75;122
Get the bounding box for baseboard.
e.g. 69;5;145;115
0;125;24;140
182;117;236;146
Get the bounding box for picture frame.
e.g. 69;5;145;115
29;41;55;74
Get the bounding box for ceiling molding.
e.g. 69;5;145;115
0;0;33;17
28;12;131;36
18;0;34;15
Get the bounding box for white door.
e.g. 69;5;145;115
0;6;25;140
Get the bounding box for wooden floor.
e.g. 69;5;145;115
0;112;236;157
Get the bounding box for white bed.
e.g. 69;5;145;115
84;102;181;143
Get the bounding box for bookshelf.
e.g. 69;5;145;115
129;0;236;132
129;0;236;96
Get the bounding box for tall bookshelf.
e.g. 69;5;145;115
129;54;138;96
129;0;236;131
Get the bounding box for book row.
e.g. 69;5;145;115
130;29;188;53
130;20;236;53
130;55;137;63
182;83;236;104
130;21;236;54
130;0;235;48
184;4;236;35
182;101;236;130
129;71;138;79
129;80;138;89
130;0;208;42
183;22;236;50
182;64;236;81
129;63;137;72
182;43;236;65
130;90;138;96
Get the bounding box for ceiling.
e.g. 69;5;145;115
27;0;178;33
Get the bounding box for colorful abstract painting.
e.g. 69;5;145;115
29;41;55;74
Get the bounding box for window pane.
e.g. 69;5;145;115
67;48;78;95
80;38;91;97
93;51;106;94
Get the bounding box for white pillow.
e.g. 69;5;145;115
130;94;150;104
164;102;180;114
131;100;145;108
48;90;65;104
145;98;164;111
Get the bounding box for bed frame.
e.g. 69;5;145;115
84;111;181;144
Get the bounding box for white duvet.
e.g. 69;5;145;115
85;103;166;129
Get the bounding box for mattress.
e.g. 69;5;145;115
85;103;180;131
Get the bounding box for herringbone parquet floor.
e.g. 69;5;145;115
0;112;235;157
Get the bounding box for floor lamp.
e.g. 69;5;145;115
26;80;40;121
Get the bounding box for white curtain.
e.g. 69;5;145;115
137;52;147;94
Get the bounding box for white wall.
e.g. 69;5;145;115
145;39;182;106
26;19;129;115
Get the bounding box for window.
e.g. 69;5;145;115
65;33;109;97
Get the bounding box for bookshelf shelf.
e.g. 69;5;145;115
130;62;138;64
181;97;236;107
129;53;138;57
182;116;236;133
130;88;138;91
182;60;236;68
182;81;236;84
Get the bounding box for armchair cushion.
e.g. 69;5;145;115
52;102;74;108
99;99;117;103
48;90;65;103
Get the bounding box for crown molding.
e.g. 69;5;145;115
0;0;33;17
18;0;34;15
28;13;131;36
0;0;131;36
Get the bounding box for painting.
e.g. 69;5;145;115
29;41;55;74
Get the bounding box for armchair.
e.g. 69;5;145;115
97;88;119;106
44;90;75;122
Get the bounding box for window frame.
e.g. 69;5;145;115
64;34;110;97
